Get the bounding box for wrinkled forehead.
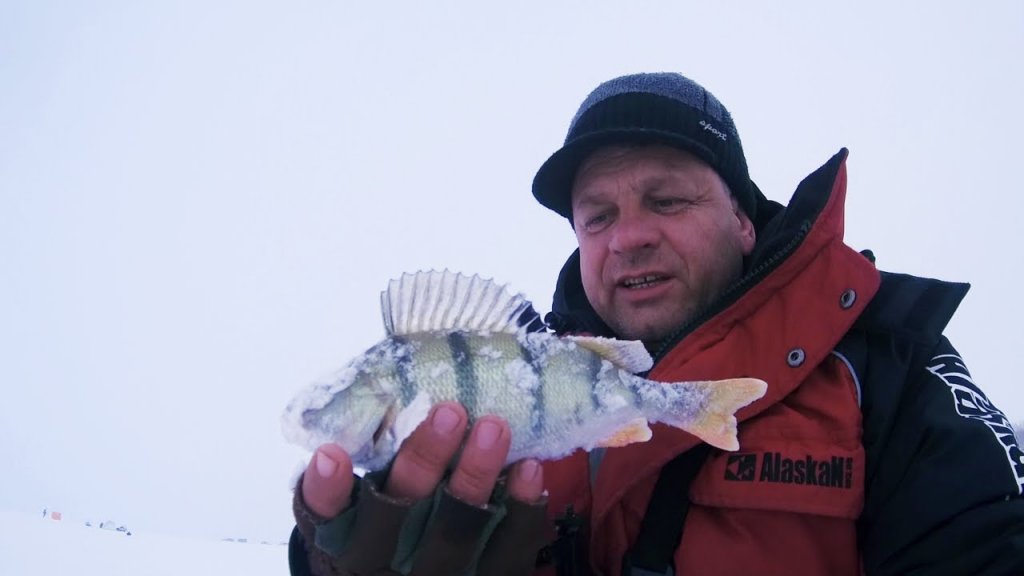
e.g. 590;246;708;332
570;145;721;202
576;142;714;180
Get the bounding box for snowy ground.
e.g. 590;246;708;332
5;424;1021;576
0;509;287;576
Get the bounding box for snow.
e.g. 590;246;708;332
391;390;433;452
0;509;287;576
477;345;506;361
504;358;540;393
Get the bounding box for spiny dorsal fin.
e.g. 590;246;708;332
381;270;535;336
566;335;653;373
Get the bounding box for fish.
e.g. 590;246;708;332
281;270;767;471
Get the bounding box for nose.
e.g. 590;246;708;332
608;209;659;255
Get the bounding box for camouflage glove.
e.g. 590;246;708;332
292;470;549;576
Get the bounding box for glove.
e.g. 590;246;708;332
292;469;549;576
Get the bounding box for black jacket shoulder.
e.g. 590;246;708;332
840;272;1024;574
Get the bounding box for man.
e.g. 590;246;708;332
290;72;1024;575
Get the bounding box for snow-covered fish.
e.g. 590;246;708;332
282;270;767;471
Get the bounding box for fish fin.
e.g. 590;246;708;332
380;270;538;336
596;418;653;447
661;378;767;451
566;336;653;373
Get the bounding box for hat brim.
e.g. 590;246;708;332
531;128;718;219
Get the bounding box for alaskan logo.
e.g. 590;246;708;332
724;452;854;489
928;354;1024;494
725;453;757;481
699;119;728;141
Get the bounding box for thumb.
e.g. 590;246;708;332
301;443;355;519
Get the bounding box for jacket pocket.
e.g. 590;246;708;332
691;355;865;519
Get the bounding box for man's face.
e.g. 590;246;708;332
570;145;756;344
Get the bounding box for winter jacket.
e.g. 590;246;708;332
536;149;1024;575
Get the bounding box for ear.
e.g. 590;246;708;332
733;197;756;256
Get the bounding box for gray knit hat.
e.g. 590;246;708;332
532;72;757;221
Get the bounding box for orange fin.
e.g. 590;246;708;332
596;418;653;448
662;378;767;452
566;335;653;373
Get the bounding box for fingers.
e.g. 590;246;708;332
385;402;469;500
301;443;355;519
297;414;549;576
506;459;545;504
448;416;512;505
386;402;518;508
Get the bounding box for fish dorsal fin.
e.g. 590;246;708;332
566;335;653;373
381;270;535;336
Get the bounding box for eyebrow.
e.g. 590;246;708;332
638;175;671;194
569;199;603;226
574;173;674;204
570;182;609;208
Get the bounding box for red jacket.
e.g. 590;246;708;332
540;151;880;575
539;149;1024;575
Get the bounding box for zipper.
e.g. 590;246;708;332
650;219;812;367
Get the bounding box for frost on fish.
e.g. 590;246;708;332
281;270;768;471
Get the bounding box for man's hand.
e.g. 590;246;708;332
301;402;544;514
294;402;548;576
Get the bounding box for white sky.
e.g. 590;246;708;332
2;0;1022;560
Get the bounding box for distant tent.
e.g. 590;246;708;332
49;511;62;521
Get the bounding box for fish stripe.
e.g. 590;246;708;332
518;338;545;436
629;373;644;409
391;336;417;405
447;332;477;414
588;350;604;412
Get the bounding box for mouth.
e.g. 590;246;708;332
351;420;392;465
372;419;388;445
620;274;669;289
369;402;400;453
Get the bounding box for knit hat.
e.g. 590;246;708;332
532;72;757;221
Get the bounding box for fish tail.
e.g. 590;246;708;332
659;378;767;451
